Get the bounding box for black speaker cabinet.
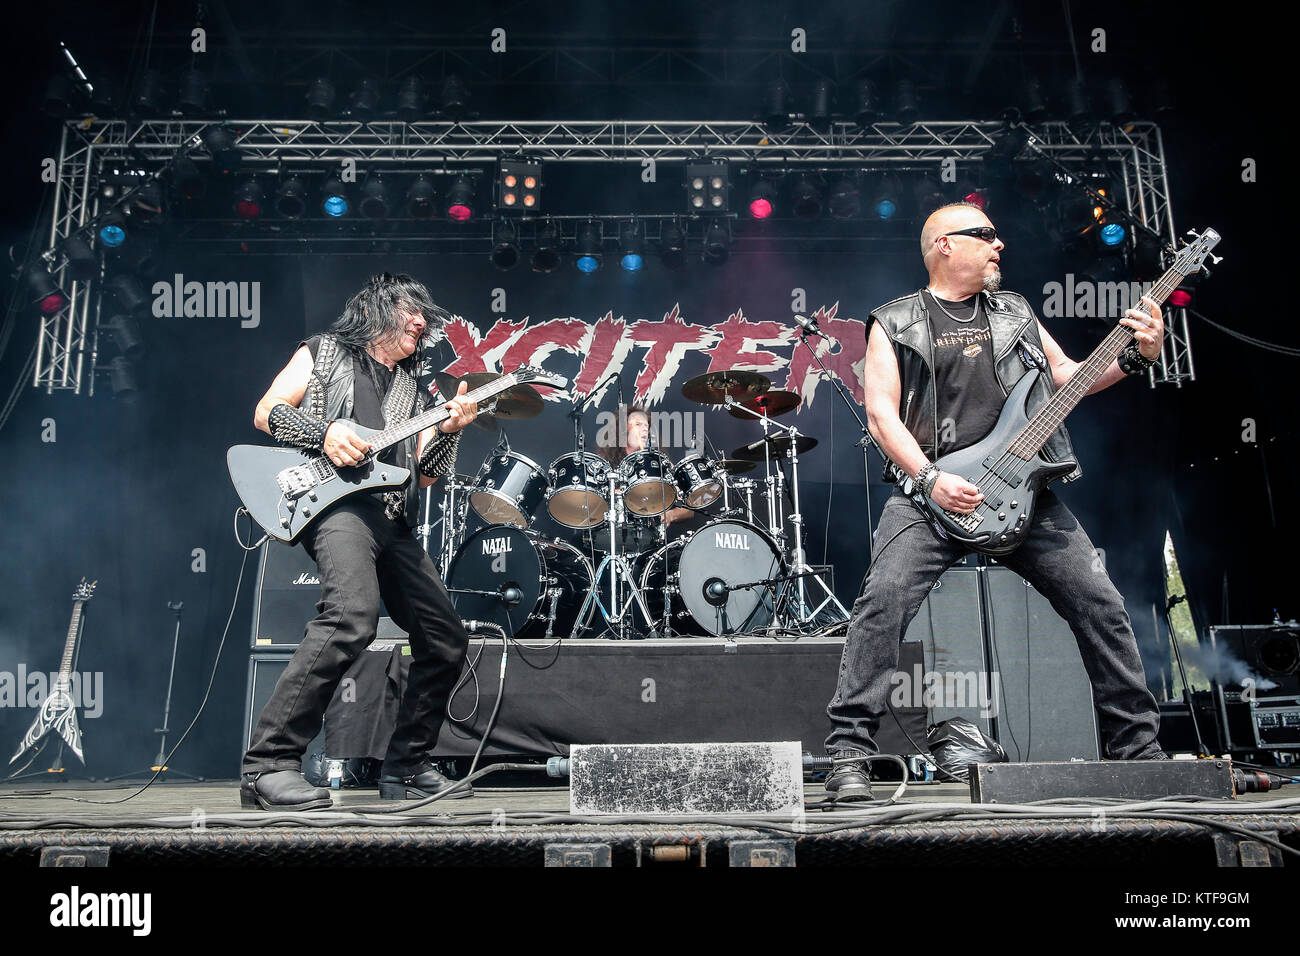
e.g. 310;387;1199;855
1207;624;1300;752
250;540;322;649
903;566;1100;761
243;654;325;757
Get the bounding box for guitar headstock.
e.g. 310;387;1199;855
72;578;97;602
508;364;569;391
1172;228;1223;279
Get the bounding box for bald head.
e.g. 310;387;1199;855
921;202;989;260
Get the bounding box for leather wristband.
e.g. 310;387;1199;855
1117;341;1156;375
267;402;330;451
418;430;461;479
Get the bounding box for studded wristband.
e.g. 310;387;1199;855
418;430;461;479
267;402;330;451
1117;341;1156;375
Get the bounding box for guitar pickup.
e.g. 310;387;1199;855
276;465;317;499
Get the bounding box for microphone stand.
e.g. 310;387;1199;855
796;320;878;556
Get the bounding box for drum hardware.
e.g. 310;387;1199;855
726;389;799;419
578;468;658;640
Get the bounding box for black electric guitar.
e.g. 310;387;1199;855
10;578;96;768
907;228;1221;556
228;364;568;544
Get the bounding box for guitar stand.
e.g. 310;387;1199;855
106;602;204;783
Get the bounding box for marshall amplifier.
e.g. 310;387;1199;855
251;540;394;648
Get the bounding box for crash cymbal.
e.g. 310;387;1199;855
727;389;799;419
436;371;543;426
715;458;757;475
680;370;771;405
730;434;819;461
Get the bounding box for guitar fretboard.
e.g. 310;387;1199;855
366;375;519;452
1007;266;1185;460
58;602;87;678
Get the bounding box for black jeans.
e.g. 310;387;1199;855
243;497;469;775
826;488;1162;759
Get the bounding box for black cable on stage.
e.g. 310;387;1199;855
467;622;510;777
27;512;258;805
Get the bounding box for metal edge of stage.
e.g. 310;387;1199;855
2;813;1297;866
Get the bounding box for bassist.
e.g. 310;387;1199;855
823;204;1168;801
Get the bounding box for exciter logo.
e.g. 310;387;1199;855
437;303;866;410
714;532;751;551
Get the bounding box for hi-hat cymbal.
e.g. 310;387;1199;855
730;434;819;461
680;370;771;405
436;371;543;427
727;389;799;419
715;458;758;475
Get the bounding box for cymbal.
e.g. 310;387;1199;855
730;434;819;461
436;371;543;427
680;370;771;405
715;458;757;475
727;389;799;419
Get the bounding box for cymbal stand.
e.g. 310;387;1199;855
578;471;656;639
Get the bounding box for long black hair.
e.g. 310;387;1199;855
327;273;450;366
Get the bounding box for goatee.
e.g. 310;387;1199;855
982;270;1002;293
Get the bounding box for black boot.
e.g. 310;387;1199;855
825;755;875;802
240;770;333;811
378;765;473;800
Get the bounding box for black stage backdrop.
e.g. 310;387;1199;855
0;239;1189;778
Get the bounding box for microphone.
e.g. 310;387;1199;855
500;585;522;608
794;313;821;337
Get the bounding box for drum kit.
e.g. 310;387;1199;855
424;369;849;640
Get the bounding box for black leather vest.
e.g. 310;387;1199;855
870;289;1082;484
306;334;422;527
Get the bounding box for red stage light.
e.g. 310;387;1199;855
447;203;473;222
749;197;773;219
1169;289;1192;307
235;200;261;219
38;292;68;314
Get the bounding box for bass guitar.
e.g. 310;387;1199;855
228;364;567;544
906;228;1221;556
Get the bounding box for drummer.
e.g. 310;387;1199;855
598;404;696;530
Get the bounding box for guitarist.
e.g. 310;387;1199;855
823;204;1168;801
240;273;479;811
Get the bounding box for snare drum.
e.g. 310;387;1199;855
468;451;549;529
672;454;723;509
546;452;612;529
620;450;677;517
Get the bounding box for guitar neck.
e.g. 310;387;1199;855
57;601;87;679
1008;264;1186;459
365;375;518;453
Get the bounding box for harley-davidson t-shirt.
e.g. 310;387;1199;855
924;291;1004;456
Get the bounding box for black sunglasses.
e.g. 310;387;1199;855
936;226;998;244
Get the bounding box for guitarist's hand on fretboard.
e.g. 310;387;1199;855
930;472;984;514
324;423;372;467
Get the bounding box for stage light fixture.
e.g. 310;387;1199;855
895;79;919;125
762;80;789;127
574;220;603;273
702;218;730;266
350;77;382;118
1022;75;1050;124
306;78;336;119
359;174;392;219
1065;78;1093;126
127;181;165;223
439;75;471;120
108;274;148;313
659;216;686;270
854;78;880;127
618;220;645;272
406;175;436;219
1078;252;1128;286
686;162;729;213
98;211;127;248
233;178;264;220
170;155;206;200
827;175;861;220
44;74;78;116
497;159;542;212
132;69;165;113
104;313;144;358
178;69;209;114
748;178;777;219
1105;78;1136;126
809;79;834;127
790;174;823;220
1132;232;1165;280
491;219;520;270
913;174;946;215
109;356;138;398
1098;222;1127;247
445;175;475;222
275;175;308;219
321;174;350;217
1169;288;1193;308
531;218;562;273
397;76;427;120
961;187;988;211
62;235;97;281
871;174;900;220
26;267;68;314
201;126;241;176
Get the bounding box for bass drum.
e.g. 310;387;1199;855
446;525;595;640
638;520;784;637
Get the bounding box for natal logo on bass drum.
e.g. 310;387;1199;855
482;536;514;556
714;531;752;551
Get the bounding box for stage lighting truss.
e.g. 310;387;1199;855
37;118;1190;394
